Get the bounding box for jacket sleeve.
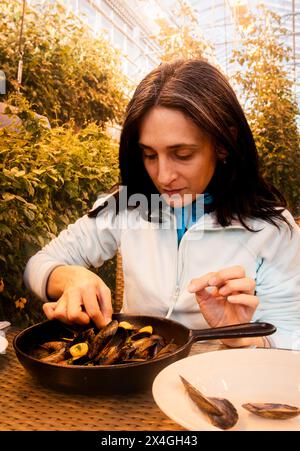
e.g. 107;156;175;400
253;211;300;349
23;198;120;302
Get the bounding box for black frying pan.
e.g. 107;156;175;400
13;313;276;394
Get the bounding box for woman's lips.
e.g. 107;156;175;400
163;189;184;196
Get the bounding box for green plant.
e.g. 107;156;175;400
0;0;129;127
231;5;300;215
0;95;119;326
153;0;212;62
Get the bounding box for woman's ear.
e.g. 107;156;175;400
215;127;237;163
215;145;228;163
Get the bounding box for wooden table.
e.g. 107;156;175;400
0;328;225;431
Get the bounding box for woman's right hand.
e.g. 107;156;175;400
43;265;112;329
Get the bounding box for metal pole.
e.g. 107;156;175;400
17;0;26;88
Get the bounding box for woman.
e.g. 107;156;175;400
24;59;300;349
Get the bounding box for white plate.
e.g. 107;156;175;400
152;348;300;431
0;335;8;354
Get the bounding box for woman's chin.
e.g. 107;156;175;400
161;192;192;208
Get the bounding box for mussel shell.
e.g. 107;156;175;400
89;320;119;359
129;331;151;341
39;346;67;364
154;342;178;358
180;376;222;415
31;345;52;359
95;326;128;365
30;318;179;369
242;403;300;420
180;376;239;430
209;397;239;430
71;327;95;346
40;341;66;352
70;355;92;366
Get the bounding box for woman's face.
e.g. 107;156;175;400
139;106;217;207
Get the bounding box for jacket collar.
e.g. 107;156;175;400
191;212;246;231
149;207;246;231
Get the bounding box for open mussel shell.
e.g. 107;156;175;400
89;320;119;360
95;325;128;365
30;318;180;368
242;403;300;420
129;326;153;341
180;376;238;430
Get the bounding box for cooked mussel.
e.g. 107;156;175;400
129;325;154;341
32;320;178;367
31;341;63;359
118;321;135;330
69;342;89;360
89;320;119;359
40;341;66;352
242;402;300;420
95;326;128;365
180;375;238;430
154;342;178;358
39;345;67;363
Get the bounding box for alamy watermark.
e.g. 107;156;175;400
95;186;205;240
0;71;6;94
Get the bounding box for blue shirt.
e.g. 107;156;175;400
172;193;214;244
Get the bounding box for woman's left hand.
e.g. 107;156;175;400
188;265;260;346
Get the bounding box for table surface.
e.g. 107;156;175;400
0;328;225;431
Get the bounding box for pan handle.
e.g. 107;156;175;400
189;322;276;343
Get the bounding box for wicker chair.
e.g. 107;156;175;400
114;251;124;312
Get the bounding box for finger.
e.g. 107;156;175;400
194;288;225;309
43;302;58;320
227;294;259;309
208;265;246;287
218;278;256;296
82;285;111;329
50;296;71;323
188;272;216;293
66;288;90;325
194;287;214;302
205;286;219;297
97;284;113;324
188;266;246;293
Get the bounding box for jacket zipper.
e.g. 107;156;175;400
164;211;244;319
166;214;183;318
166;268;180;318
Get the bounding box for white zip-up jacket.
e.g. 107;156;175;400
24;200;300;350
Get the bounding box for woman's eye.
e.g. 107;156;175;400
143;154;157;160
176;154;193;160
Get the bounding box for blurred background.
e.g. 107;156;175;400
24;1;297;108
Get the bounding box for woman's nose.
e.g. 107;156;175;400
157;158;177;186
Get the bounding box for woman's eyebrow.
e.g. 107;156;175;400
138;142;198;150
167;144;198;150
138;142;153;150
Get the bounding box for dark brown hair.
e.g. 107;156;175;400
90;59;290;230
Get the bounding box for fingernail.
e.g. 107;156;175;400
208;277;217;286
227;296;235;302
